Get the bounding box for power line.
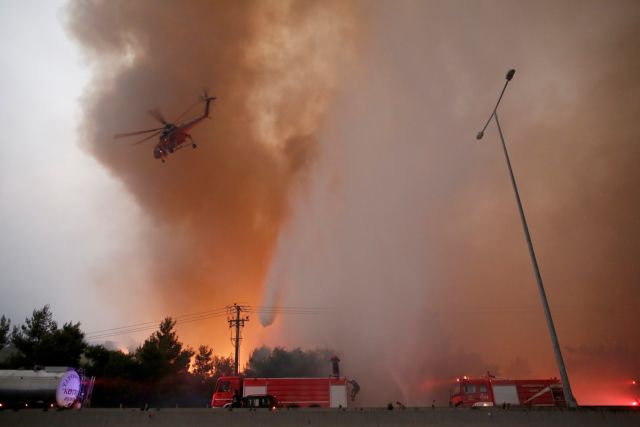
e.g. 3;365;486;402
85;306;228;341
248;305;336;315
85;307;227;335
86;307;227;334
84;305;335;342
86;313;228;341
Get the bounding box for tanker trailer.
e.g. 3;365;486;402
0;367;83;409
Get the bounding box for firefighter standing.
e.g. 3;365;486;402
348;379;360;401
232;389;242;408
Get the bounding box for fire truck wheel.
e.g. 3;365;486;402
192;143;197;149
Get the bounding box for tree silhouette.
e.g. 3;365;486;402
135;317;194;406
213;355;234;378
0;315;10;350
10;305;86;368
244;346;334;378
11;305;57;365
193;345;214;379
84;344;142;407
136;317;193;378
191;345;226;406
46;322;87;366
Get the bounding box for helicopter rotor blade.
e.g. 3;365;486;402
172;98;202;123
114;127;164;139
148;108;168;125
131;131;162;145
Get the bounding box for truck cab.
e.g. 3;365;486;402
450;376;493;407
211;376;243;408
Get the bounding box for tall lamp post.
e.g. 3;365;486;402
476;69;578;408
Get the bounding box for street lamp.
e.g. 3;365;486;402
476;69;578;408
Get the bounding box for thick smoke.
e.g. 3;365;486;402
261;1;640;405
67;0;640;406
65;0;359;354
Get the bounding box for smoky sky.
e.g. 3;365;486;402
260;0;640;405
65;0;358;355
66;0;640;405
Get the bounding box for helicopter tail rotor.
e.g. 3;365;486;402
201;87;216;103
170;89;216;123
200;88;216;118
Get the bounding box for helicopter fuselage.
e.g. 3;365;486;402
153;129;190;160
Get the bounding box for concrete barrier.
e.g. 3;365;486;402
0;407;638;426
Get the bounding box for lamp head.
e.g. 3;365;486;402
476;131;484;140
506;69;516;81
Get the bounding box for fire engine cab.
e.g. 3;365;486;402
450;374;566;407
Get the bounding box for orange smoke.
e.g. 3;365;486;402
65;0;361;355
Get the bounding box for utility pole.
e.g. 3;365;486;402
227;304;249;376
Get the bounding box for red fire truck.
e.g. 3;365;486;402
211;376;348;408
450;375;566;407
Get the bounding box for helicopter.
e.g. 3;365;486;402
114;92;216;162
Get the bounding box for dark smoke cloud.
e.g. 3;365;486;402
65;0;359;353
260;0;640;405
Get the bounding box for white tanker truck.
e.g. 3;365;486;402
0;367;94;409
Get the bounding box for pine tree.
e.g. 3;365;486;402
193;345;214;379
10;305;85;368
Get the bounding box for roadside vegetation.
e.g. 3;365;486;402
0;307;333;407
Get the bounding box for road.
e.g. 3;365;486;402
0;407;638;426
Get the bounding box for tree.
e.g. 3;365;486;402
83;319;230;408
83;344;143;408
136;317;194;379
0;315;10;350
85;345;138;378
192;347;233;381
135;317;194;407
45;322;87;366
193;345;214;379
11;305;56;367
213;355;234;378
190;345;227;407
9;305;86;368
244;346;335;378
